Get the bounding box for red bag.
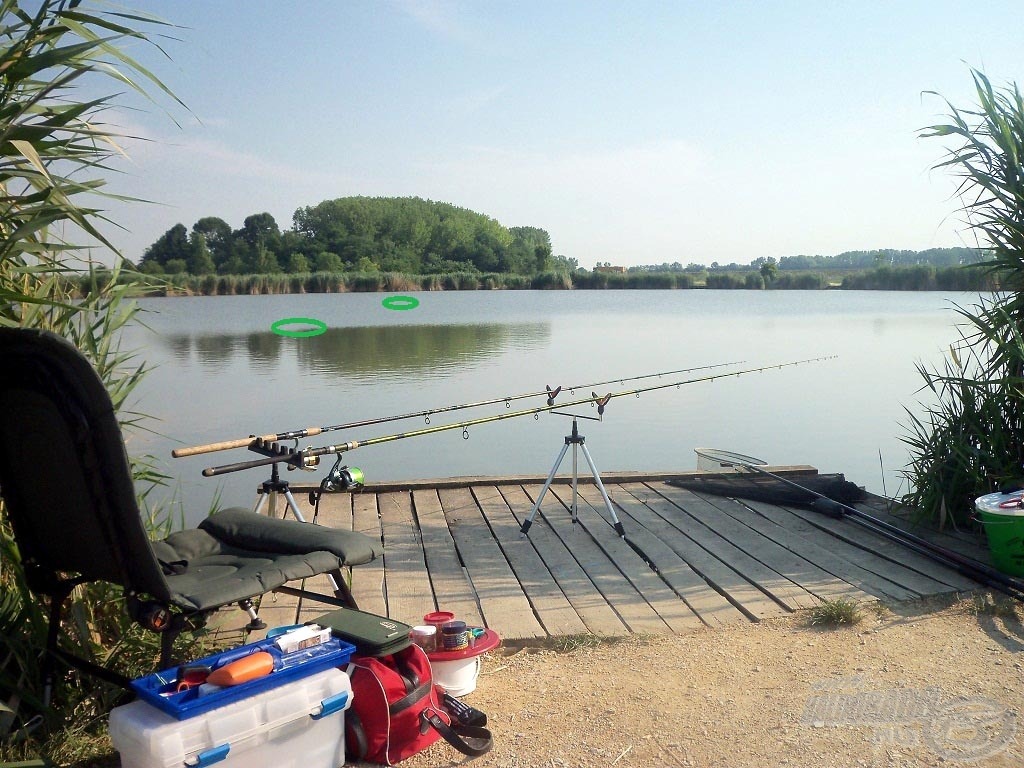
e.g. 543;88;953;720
345;644;492;765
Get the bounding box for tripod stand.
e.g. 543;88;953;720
247;461;342;627
519;413;625;538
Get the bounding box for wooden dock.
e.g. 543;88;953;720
251;468;990;640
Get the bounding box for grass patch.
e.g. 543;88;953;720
968;593;1021;619
807;598;863;627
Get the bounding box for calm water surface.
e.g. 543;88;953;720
122;290;976;526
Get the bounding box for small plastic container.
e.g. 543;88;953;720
423;610;455;630
441;620;469;651
409;625;437;652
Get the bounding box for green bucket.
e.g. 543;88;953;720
974;492;1024;577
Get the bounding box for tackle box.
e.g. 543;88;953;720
110;667;351;768
130;635;355;720
312;607;412;657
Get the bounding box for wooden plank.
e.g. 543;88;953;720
377;490;435;625
438;487;546;640
522;483;673;635
499;484;629;636
284;466;819;495
616;483;788;621
634;483;816;611
858;498;993;563
780;503;979;593
350;491;386;616
652;485;859;603
745;500;965;597
472;485;589;636
557;484;704;633
412;489;484;627
691;491;914;602
593;486;747;627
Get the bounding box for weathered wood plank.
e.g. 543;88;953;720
596;486;747;627
707;495;918;602
472;485;589;636
522;483;672;635
438;487;546;640
688;491;908;602
638;484;817;611
377;491;435;626
858;498;993;563
412;489;484;627
616;483;788;621
746;500;964;597
558;484;704;633
499;484;629;635
349;491;387;616
656;486;864;602
780;503;978;592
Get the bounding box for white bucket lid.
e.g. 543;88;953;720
975;491;1024;517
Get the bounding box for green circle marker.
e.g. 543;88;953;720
382;295;420;311
270;317;328;338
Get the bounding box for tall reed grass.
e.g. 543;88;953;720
901;70;1024;526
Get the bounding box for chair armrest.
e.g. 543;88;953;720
199;508;382;566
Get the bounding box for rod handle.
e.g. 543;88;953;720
172;427;323;458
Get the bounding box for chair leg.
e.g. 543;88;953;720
158;616;187;670
329;568;358;609
41;593;65;708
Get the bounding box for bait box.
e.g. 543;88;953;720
130;635;354;720
110;667;351;768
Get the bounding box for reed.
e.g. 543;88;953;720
901;70;1024;526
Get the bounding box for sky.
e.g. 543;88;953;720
97;1;1024;269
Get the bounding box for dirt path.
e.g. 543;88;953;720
397;595;1023;768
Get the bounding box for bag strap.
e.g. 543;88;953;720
345;708;369;763
421;709;493;757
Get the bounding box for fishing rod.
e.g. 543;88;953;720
693;448;1024;603
201;357;835;478
171;360;747;458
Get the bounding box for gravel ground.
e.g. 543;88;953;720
392;595;1023;768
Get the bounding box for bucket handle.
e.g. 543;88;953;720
972;513;1024;526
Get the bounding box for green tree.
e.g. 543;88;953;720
759;257;778;285
139;223;189;271
188;232;216;275
287;252;310;273
192;216;234;271
315;251;343;272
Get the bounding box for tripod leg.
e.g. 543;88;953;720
579;443;626;537
283;487;308;523
571;441;579;526
253;492;268;515
520;442;570;536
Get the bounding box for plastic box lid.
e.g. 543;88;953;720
131;635;355;720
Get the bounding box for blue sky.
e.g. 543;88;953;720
104;1;1023;268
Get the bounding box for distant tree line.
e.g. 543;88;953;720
136;196;580;277
627;247;984;274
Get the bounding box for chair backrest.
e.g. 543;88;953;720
0;327;170;601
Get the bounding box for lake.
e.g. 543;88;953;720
121;290;976;526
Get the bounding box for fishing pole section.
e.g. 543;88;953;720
691;448;1024;603
170;360;747;459
193;357;835;480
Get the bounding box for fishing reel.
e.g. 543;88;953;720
323;459;364;492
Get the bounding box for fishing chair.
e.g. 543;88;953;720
0;327;383;701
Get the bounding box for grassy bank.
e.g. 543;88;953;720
75;265;995;297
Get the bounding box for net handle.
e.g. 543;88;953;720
694;447;769;470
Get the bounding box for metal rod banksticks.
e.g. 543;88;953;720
201;357;835;477
172;360;746;459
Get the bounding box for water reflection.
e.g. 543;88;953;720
157;322;551;381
